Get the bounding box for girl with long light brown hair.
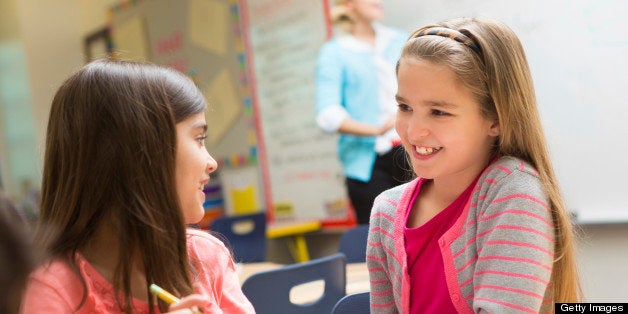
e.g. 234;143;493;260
367;17;581;313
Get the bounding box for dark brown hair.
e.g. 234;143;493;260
36;60;206;313
0;191;33;314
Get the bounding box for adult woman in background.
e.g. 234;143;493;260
315;0;409;224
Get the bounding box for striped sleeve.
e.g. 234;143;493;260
367;192;403;313
470;163;555;313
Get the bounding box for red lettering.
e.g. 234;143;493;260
154;30;184;56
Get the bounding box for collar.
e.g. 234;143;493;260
337;22;396;53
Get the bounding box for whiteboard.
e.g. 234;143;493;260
383;0;628;223
244;0;351;221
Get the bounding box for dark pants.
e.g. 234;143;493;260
346;145;412;224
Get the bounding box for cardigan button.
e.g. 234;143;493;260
452;294;460;302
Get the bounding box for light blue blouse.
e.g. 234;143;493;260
315;23;406;182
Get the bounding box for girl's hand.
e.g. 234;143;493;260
167;294;215;314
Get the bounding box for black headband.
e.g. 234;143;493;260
414;27;481;54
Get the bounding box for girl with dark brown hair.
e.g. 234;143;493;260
20;60;253;313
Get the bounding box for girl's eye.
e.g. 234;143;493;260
431;109;450;116
397;103;412;112
196;135;207;145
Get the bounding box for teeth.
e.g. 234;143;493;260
415;146;441;156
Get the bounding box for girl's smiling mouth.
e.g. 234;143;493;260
414;146;442;156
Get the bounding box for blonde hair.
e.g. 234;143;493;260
331;0;354;32
400;17;582;302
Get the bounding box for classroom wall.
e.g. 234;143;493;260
577;224;628;301
15;0;83;155
0;0;625;301
0;0;118;196
0;0;40;196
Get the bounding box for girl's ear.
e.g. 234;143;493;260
488;120;500;137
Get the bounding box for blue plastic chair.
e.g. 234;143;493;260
338;224;369;263
241;253;347;314
332;291;370;314
209;212;267;263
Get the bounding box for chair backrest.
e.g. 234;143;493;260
338;224;369;263
241;253;347;314
209;212;267;263
331;291;370;314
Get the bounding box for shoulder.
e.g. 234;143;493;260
187;228;229;250
318;39;341;55
186;228;245;306
186;228;232;263
28;258;81;289
321;36;372;55
21;258;83;312
375;180;412;204
317;39;345;66
372;179;417;216
479;156;543;190
475;156;551;220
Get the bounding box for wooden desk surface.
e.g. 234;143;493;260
238;262;369;304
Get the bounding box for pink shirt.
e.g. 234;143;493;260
20;229;254;313
404;178;476;313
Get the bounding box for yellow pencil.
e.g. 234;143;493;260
149;284;181;304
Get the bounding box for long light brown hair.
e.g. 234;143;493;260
399;17;581;302
37;60;206;313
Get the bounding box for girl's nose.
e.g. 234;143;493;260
408;121;430;140
207;154;218;174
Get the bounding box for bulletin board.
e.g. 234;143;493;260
109;0;265;223
109;0;354;225
384;0;628;223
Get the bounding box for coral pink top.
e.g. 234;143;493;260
20;229;254;313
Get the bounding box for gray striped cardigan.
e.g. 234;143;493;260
367;156;554;313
